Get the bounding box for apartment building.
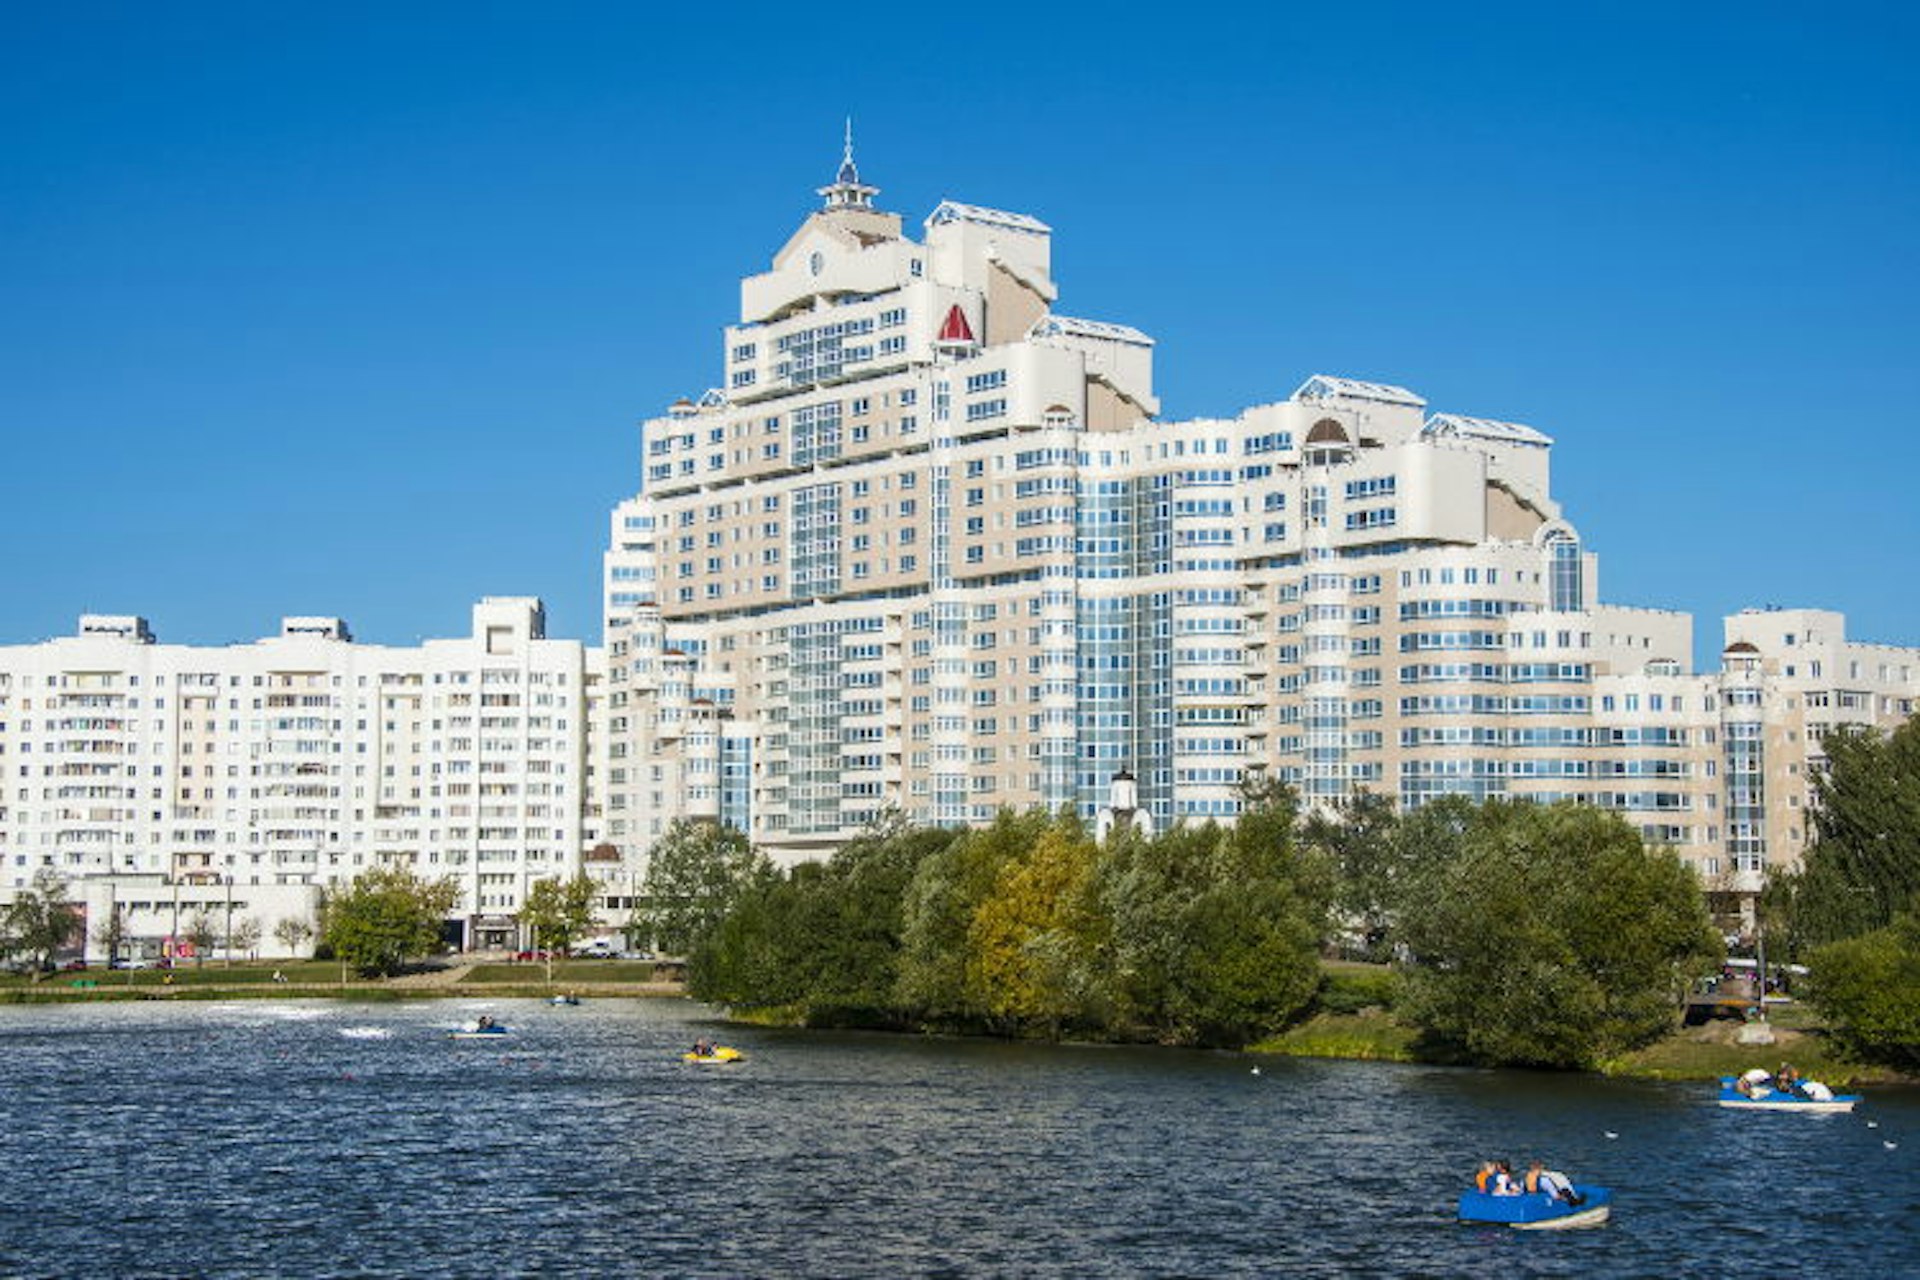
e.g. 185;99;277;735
599;145;1920;905
0;598;593;957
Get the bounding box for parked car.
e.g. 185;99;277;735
108;958;152;970
512;950;552;962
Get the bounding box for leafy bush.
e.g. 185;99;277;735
1806;913;1920;1070
1317;967;1400;1016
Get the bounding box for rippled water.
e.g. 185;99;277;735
0;999;1913;1277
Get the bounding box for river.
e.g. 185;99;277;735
0;999;1912;1277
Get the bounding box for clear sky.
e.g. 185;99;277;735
3;3;1915;668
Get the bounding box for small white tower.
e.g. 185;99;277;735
1095;769;1153;842
817;119;878;212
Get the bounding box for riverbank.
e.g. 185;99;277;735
0;958;685;1004
1250;1001;1916;1086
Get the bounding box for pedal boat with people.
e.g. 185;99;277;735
1456;1186;1612;1230
1716;1076;1859;1113
448;1018;510;1040
682;1045;745;1064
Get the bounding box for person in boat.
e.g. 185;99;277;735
691;1037;715;1057
477;1015;495;1031
1490;1160;1522;1195
1776;1064;1805;1097
1735;1067;1772;1097
1524;1160;1585;1205
1473;1161;1497;1193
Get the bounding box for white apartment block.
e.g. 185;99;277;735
598;144;1920;923
0;598;594;958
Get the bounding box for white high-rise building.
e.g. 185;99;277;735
0;598;595;957
598;143;1920;931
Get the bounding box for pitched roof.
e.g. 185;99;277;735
1292;374;1427;409
925;200;1051;235
1421;413;1553;447
1029;314;1154;347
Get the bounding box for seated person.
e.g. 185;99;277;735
1491;1160;1522;1195
1527;1160;1582;1204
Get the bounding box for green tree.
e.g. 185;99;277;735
696;821;959;1023
896;810;1049;1024
1301;789;1402;960
321;865;459;977
1190;778;1328;1043
1780;719;1920;950
1097;823;1218;1040
809;824;956;1017
965;815;1102;1036
696;867;812;1010
1397;800;1720;1068
1805;911;1920;1070
1093;780;1327;1047
520;874;602;980
2;869;81;977
640;819;772;958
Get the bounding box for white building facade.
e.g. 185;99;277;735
0;598;596;958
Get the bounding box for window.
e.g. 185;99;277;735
1546;530;1583;611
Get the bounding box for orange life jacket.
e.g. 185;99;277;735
1475;1167;1493;1192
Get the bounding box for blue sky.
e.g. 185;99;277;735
3;3;1915;668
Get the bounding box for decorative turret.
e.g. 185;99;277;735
818;119;878;212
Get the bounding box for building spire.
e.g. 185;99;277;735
819;118;878;211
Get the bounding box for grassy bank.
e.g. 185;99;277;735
1245;963;1913;1085
0;959;682;1004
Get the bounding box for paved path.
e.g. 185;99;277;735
386;963;475;987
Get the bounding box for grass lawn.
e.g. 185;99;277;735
1;960;343;990
1251;1011;1421;1062
0;957;667;1000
